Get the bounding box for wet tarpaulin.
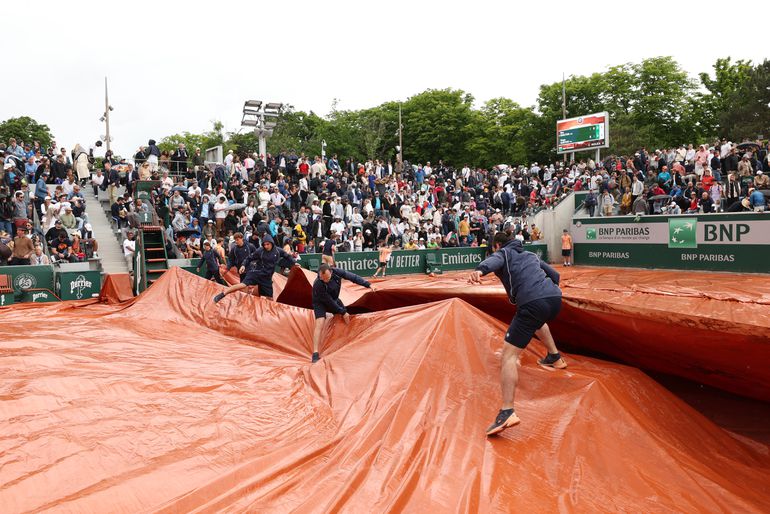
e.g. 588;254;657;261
99;272;134;304
272;266;770;402
1;268;768;512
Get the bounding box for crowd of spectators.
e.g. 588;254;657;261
100;137;770;270
4;134;768;269
115;142;552;268
577;141;769;217
0;138;99;266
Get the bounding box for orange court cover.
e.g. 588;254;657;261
273;265;770;402
1;268;769;512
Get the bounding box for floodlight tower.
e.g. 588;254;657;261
242;100;283;163
99;77;114;153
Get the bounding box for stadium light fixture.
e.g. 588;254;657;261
241;99;282;160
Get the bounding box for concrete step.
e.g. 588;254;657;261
82;187;129;275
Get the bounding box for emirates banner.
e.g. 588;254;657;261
298;244;548;275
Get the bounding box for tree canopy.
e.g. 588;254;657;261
157;56;769;168
0;116;54;149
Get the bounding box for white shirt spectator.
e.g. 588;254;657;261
310;161;326;178
330;220;346;235
258;190;270;209
270;192;286;207
214;199;229;219
720;141;732;159
61;179;75;196
123;238;136;257
91;172;104;188
590;175;602;192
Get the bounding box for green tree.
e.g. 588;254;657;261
267;110;327;157
400;88;476;164
696;57;754;138
630;57;697;149
0;116;54;149
719;59;770;141
467;98;536;167
159;121;225;155
225;131;258;157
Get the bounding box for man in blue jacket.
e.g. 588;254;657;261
468;232;567;436
197;240;226;285
226;232;258;279
748;187;766;212
213;234;296;302
311;263;375;363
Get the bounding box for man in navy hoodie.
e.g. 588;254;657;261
468;232;567;436
213;234;296;302
310;263;374;363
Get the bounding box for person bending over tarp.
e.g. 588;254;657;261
213;234;297;302
311;263;375;363
468;232;567;436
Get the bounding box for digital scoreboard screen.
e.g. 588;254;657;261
556;112;609;153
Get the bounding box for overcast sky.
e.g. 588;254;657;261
2;0;766;157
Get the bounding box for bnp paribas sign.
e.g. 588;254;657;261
573;214;770;273
575;217;767;246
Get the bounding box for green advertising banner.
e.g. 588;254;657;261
56;270;102;300
297;244;548;275
572;213;770;273
19;289;60;303
3;265;55;295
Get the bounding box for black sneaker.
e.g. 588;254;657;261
485;408;520;436
213;292;225;304
311;352;320;363
538;352;567;369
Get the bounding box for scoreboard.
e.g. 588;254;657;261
556;112;609;153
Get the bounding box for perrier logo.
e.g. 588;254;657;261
70;274;93;299
668;217;697;248
586;228;597;240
